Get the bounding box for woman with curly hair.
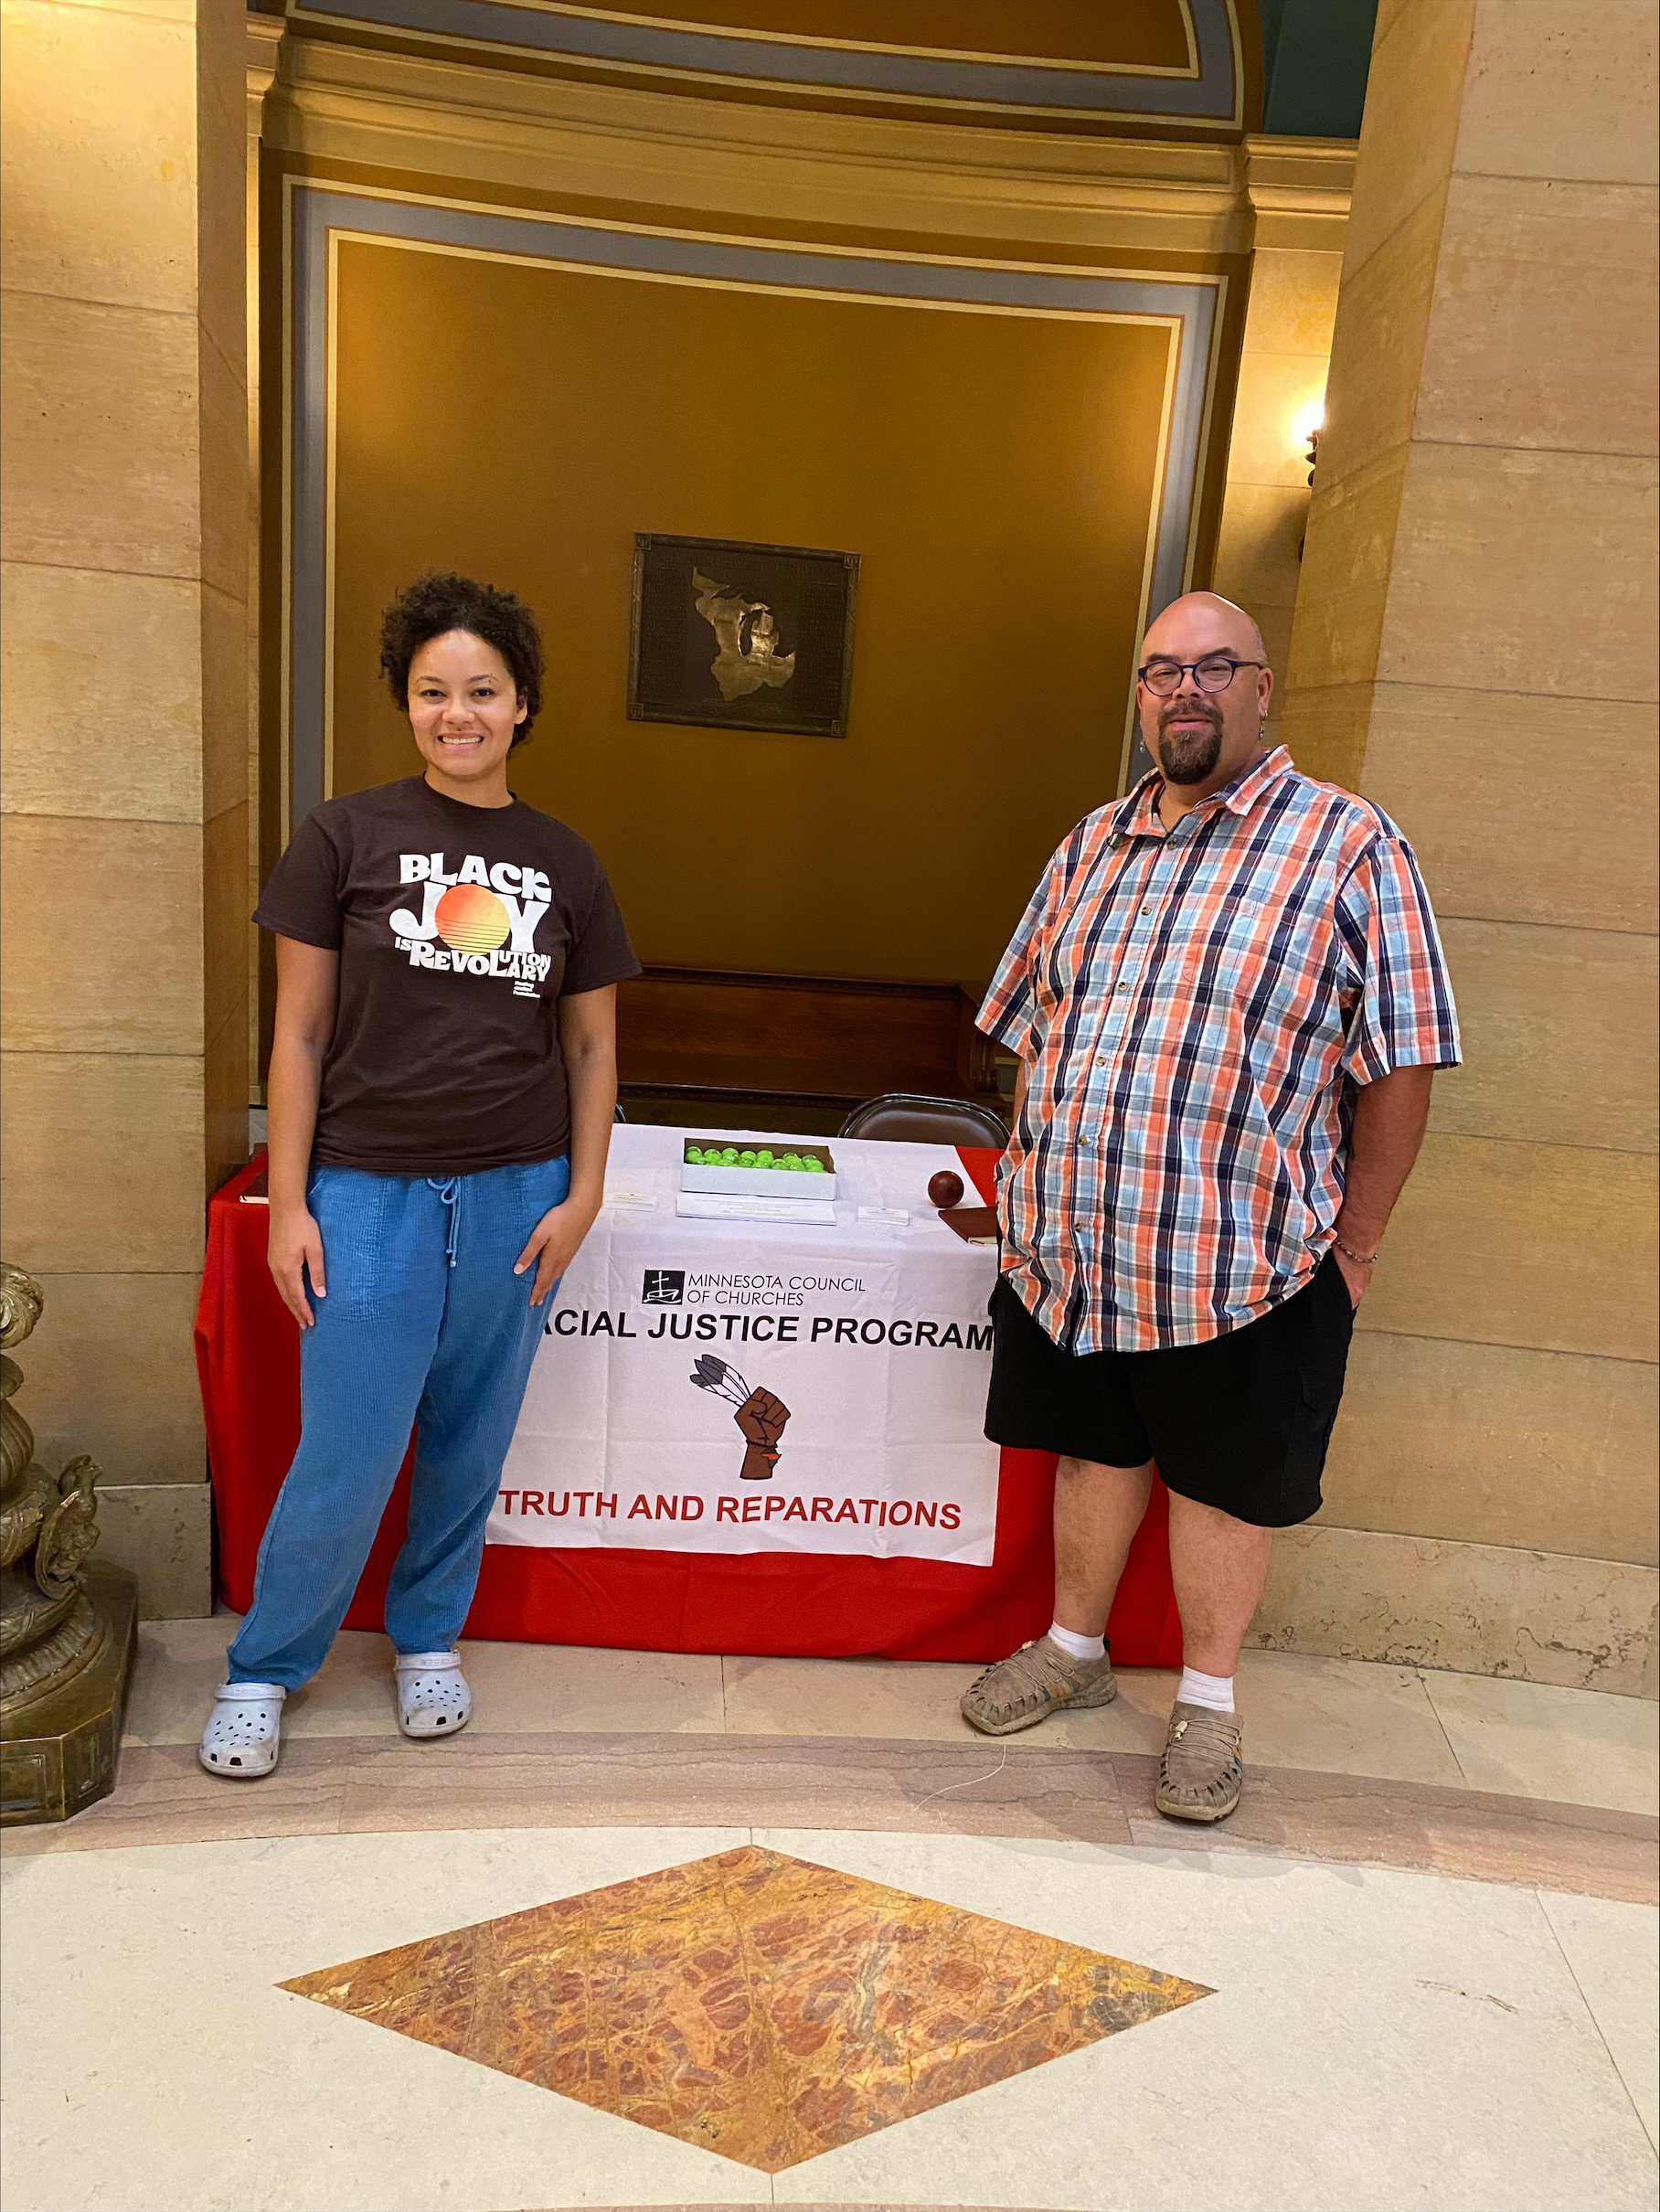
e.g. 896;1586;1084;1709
199;573;638;1778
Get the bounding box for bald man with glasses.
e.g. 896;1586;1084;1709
963;591;1460;1823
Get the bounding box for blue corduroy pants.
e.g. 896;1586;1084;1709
226;1154;569;1687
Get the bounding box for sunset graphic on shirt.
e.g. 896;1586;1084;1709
435;883;511;954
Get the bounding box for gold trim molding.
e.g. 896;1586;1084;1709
249;9;285;101
1240;132;1355;253
263;33;1351;261
282;0;1241;132
375;0;1205;80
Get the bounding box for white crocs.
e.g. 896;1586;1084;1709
393;1650;471;1739
198;1682;286;1779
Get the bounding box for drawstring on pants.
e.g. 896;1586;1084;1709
428;1175;462;1266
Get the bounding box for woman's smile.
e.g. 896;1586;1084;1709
405;628;529;802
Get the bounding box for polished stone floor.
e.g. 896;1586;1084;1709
2;1622;1655;2211
90;1611;1660;1812
284;1841;1208;2170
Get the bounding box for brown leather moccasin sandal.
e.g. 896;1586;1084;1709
960;1634;1117;1736
1155;1700;1245;1823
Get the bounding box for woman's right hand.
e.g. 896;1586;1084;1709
269;1203;326;1328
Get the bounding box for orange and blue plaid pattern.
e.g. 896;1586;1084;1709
980;748;1460;1352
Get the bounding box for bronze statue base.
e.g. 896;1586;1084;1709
1;1562;137;1825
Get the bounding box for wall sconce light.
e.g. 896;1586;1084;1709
1293;403;1325;561
1293;401;1325;487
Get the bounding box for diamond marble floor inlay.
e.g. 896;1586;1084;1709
279;1843;1211;2172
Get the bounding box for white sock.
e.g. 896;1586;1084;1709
1177;1665;1235;1713
1048;1620;1106;1662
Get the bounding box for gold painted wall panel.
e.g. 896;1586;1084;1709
1324;1330;1658;1565
325;236;1171;981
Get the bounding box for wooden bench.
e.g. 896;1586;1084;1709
616;964;1006;1133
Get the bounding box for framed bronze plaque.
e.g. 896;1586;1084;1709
628;534;859;739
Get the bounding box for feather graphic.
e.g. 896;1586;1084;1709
689;1355;751;1407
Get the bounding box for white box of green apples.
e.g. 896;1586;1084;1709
679;1140;837;1201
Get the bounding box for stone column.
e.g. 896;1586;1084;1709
247;12;282;1088
1211;136;1355;750
1;0;250;1615
1274;0;1659;1689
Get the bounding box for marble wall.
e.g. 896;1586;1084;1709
1274;0;1659;1686
0;0;250;1612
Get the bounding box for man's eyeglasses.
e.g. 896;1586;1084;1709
1137;656;1264;697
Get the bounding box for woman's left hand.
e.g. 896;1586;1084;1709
514;1196;600;1305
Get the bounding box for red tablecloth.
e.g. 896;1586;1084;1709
196;1148;1181;1665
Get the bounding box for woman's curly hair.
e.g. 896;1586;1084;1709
378;572;546;746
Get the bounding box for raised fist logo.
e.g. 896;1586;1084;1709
690;1356;793;1480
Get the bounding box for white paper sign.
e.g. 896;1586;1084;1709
489;1124;1002;1564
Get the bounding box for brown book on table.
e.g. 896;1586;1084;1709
940;1205;997;1244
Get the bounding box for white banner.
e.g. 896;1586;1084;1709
489;1125;1002;1564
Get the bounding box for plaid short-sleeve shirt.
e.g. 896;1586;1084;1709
979;747;1460;1353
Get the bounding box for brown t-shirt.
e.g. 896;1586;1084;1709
255;777;640;1176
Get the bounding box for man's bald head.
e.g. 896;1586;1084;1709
1134;590;1274;803
1141;590;1266;667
